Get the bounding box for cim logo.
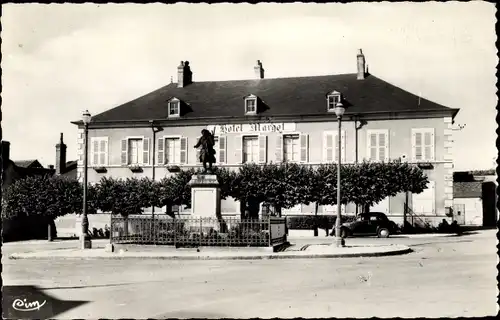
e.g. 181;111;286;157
12;298;46;312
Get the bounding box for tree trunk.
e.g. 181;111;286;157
313;202;319;237
403;192;409;232
275;205;282;218
363;204;370;214
47;223;53;242
239;199;246;220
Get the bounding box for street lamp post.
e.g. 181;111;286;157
149;120;163;243
334;102;345;248
81;110;92;249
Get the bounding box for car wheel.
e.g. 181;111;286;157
377;228;390;238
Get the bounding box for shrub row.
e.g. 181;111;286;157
2;161;429;221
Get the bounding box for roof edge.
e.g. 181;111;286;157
71;109;458;129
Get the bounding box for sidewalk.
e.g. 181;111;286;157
287;229;461;239
8;243;412;261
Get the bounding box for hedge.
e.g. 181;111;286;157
286;215;357;230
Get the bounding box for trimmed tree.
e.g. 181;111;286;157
2;175;98;241
94;177;156;216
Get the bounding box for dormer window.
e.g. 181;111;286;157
327;91;342;112
244;94;258;115
168;98;180;117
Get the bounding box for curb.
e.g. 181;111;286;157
8;247;412;261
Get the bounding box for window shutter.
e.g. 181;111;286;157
90;139;97;165
323;132;334;162
235;136;243;164
425;129;435;161
180;137;188;164
142;138;150;165
121;139;128;165
383;131;389;162
414;131;423;161
340;130;346;163
157;138;164;165
258;135;267;164
104;138;109;165
99;139;107;166
300;134;309;163
368;132;377;161
196;136;201;164
219;136;227;164
378;133;386;162
411;130;417;162
276;134;283;163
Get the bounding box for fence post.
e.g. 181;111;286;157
268;217;271;247
174;219;177;248
110;214;113;243
200;218;203;248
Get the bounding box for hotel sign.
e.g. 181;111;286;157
207;123;296;135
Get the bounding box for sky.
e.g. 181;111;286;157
1;2;497;171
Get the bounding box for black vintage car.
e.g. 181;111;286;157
337;212;398;238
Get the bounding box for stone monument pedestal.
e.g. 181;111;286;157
188;174;221;219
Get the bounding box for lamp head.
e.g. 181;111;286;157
82;110;92;125
334;102;345;119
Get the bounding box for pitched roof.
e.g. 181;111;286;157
89;73;458;123
454;181;483;198
60;160;78;179
14;159;42;169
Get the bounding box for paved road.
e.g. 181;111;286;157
2;230;497;318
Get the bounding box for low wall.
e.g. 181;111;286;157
55;214;111;237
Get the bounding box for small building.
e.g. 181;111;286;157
1;141;55;192
2;135;79;241
453;170;497;227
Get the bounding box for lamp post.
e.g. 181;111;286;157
81;110;92;249
334;102;345;248
149;120;163;243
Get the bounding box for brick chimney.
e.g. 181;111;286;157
177;61;193;88
357;49;366;80
55;133;66;175
254;60;264;79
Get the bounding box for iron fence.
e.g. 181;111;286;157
110;215;282;247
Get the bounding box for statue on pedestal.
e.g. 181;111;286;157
194;129;216;173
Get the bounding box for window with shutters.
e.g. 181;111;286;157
412;128;435;161
243;136;259;163
283;135;300;162
276;133;308;163
121;137;150;165
165;138;181;164
323;131;345;163
156;136;187;165
366;130;389;162
128;138;143;165
90;137;108;166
